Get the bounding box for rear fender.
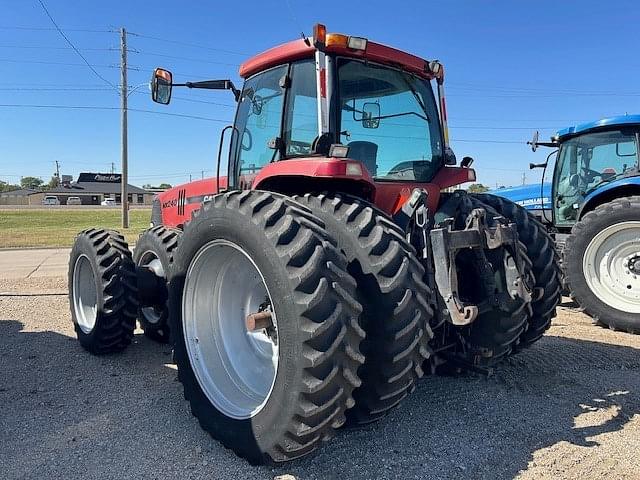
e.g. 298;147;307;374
579;176;640;219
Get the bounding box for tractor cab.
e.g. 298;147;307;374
529;116;640;229
151;24;474;218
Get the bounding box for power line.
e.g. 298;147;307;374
0;87;113;91
0;44;114;51
0;58;119;68
35;0;118;90
0;25;113;33
127;31;249;57
131;49;240;67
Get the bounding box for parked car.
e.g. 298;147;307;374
67;196;82;206
101;198;116;206
42;196;60;206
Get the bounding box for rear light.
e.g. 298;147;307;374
347;36;367;50
328;144;350;158
345;162;363;176
326;33;348;48
467;169;476;182
325;33;368;51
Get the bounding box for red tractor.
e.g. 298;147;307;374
67;24;561;464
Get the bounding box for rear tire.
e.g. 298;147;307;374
133;226;181;343
68;228;137;354
565;196;640;334
446;195;532;367
168;191;365;464
473;193;562;349
294;194;433;425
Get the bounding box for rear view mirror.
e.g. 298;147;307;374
616;141;636;157
151;67;173;105
362;102;380;129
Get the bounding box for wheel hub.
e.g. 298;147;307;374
72;254;98;334
182;239;279;420
583;221;640;313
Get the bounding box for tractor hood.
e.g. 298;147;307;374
489;183;551;211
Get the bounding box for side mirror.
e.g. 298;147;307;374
529;162;548;170
362;102;380;129
460;156;474;168
151;68;173;105
444;146;457;165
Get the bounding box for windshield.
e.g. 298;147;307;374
337;58;443;182
554;129;638;225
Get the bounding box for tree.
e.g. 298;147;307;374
0;181;20;192
468;183;490;193
20;176;44;190
47;175;60;190
158;183;172;189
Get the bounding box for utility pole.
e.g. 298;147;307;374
110;162;115;174
54;160;60;180
120;27;129;228
521;172;526;185
201;170;204;179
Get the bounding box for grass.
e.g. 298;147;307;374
0;209;150;248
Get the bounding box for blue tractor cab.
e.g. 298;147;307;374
494;115;640;334
549;115;640;229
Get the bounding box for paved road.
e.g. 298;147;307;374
0;248;70;280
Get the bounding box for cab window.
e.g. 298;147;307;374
233;65;287;175
282;60;318;157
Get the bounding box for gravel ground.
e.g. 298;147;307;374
1;277;639;480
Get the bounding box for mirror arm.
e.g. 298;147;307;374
173;80;241;101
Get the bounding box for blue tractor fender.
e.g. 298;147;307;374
579;175;640;219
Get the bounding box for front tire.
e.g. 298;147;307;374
565;196;640;334
168;191;365;464
68;228;137;354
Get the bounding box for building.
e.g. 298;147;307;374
0;188;38;206
0;173;155;206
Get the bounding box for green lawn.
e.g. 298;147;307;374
0;209;150;248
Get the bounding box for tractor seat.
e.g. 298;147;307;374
347;141;378;176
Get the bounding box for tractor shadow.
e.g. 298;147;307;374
1;317;639;480
279;335;640;480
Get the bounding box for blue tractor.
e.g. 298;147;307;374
493;115;640;334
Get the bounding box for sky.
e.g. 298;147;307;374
1;0;639;188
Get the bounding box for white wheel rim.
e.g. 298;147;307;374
72;254;98;334
139;251;165;324
583;221;640;313
182;239;279;419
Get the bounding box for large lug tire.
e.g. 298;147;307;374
68;228;138;354
294;194;433;425
133;226;181;343
168;190;365;464
443;194;533;367
473;193;562;349
564;196;640;334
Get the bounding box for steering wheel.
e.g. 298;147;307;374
386;161;415;178
241;129;253;151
